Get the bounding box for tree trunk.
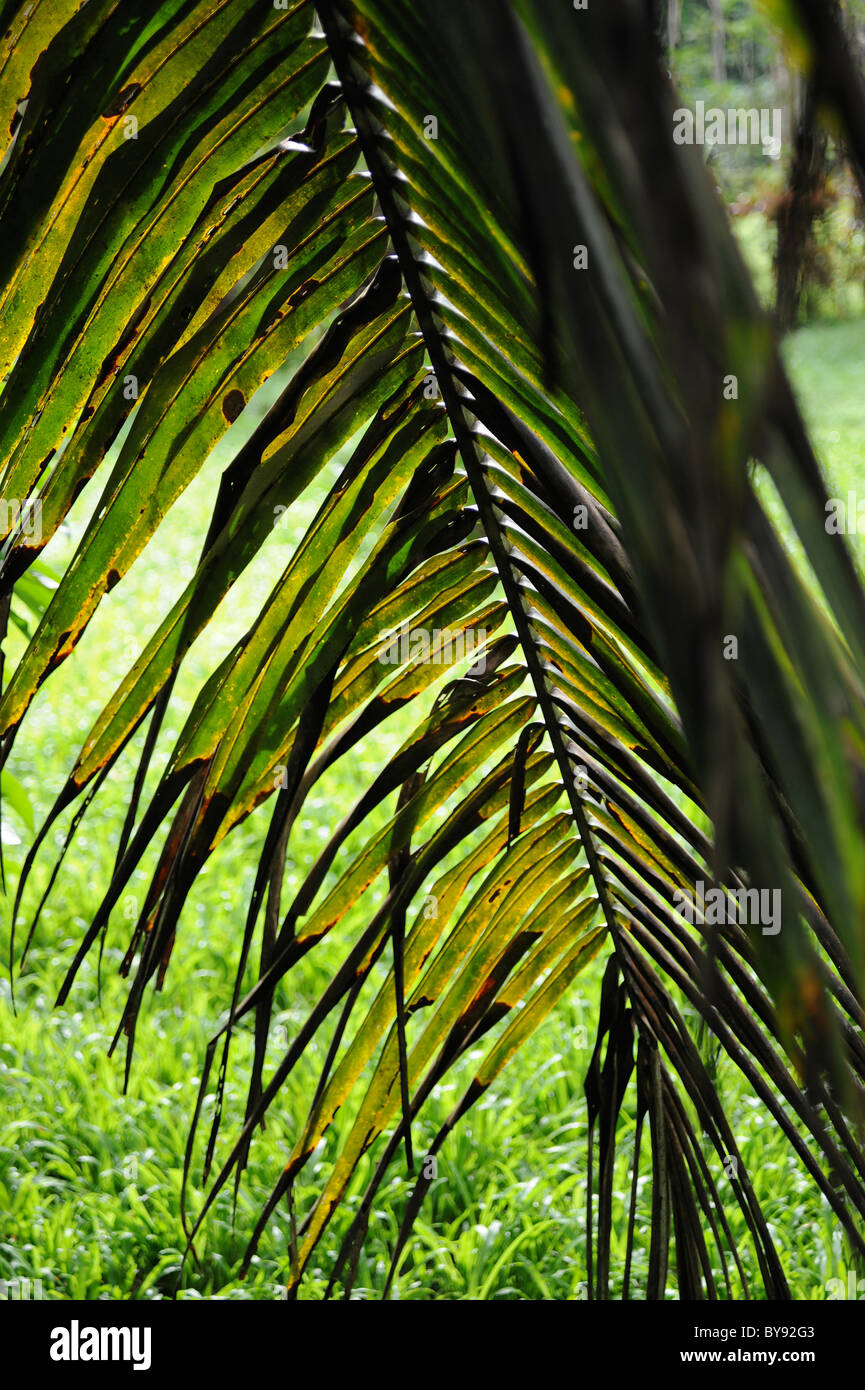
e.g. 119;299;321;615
668;0;681;51
772;49;795;166
709;0;725;82
647;0;676;61
774;79;829;333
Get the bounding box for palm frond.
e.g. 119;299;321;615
2;0;865;1298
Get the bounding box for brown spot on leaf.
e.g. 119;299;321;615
106;568;121;592
288;278;319;309
222;388;245;423
101;83;141;119
47;634;72;676
407;996;434;1015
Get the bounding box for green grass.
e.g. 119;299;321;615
2;319;865;1301
782;319;865;507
